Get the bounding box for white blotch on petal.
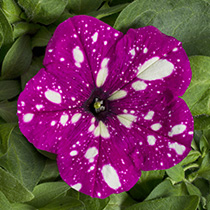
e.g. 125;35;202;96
96;58;110;87
168;124;186;137
144;111;154;120
138;57;174;81
51;121;56;126
36;104;43;111
104;41;107;45
147;135;156;146
151;123;162;131
173;47;178;52
88;124;95;132
143;47;148;53
73;46;84;68
70;150;78;156
129;48;135;56
188;131;194;135
71;113;82;124
23;113;34;123
85;147;98;160
108;90;127;101
101;164;121;190
117;114;136;128
60;114;69;126
45;90;62;104
71;183;82;191
91;32;98;43
132;80;147;91
169;142;186;155
100;121;110;138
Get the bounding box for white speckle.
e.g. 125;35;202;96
73;34;77;38
60;57;65;62
21;101;25;106
104;41;107;45
91;117;95;124
108;90;127;101
91;32;98;43
144;111;154;120
123;109;128;113
23;113;34;123
73;46;84;68
188;131;194;135
88;124;95;132
167;153;171;157
101;164;121;190
96;58;110;87
71;113;81;123
177;59;180;62
130;110;135;114
130;48;135;56
117;114;136;128
151;123;162;131
147;135;156;145
169;142;186;155
88;166;95;172
138;57;174;81
132;80;147;91
85;147;98;160
71;97;76;101
114;33;119;37
51;121;56;126
173;47;178;52
97;192;101;197
45;90;62;104
168;124;186;137
143;48;148;53
60;114;69;126
71;183;82;191
48;49;53;52
160;162;163;166
36;104;43;111
70;150;78;156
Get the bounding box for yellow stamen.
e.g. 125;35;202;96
94;101;101;109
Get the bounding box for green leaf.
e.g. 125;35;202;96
27;182;70;208
180;150;201;166
114;0;210;56
11;203;36;210
0;167;34;203
145;179;188;201
193;178;209;197
31;26;52;48
0;80;21;100
196;152;210;181
13;22;40;39
0;191;12;210
21;56;43;90
182;56;210;115
67;0;103;14
166;163;185;182
17;0;68;25
39;196;84;210
100;12;120;27
194;115;210;130
0;8;13;62
88;3;129;19
125;195;200;210
128;170;165;200
39;159;60;183
0;123;16;156
199;135;209;157
1;35;32;79
185;182;202;196
110;0;133;6
0;127;46;191
103;192;137;210
0;0;22;23
0;100;18;123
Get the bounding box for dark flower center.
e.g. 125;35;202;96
83;88;109;121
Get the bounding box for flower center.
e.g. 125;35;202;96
83;88;109;121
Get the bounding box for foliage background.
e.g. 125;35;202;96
0;0;210;209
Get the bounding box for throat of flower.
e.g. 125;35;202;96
94;98;105;113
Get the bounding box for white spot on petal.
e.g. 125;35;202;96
60;57;65;62
101;165;121;190
100;121;110;138
36;104;43;111
144;111;154;120
51;121;56;126
91;32;98;43
73;46;84;68
60;114;69;126
117;114;136;128
168;124;186;137
147;135;156;145
108;90;127;101
88;124;95;132
143;47;148;53
138;57;174;81
151;123;162;131
71;183;82;191
71;113;81;124
104;41;107;45
70;150;78;156
45;90;62;104
188;131;193;135
96;58;110;87
85;147;98;160
132;80;147;91
129;48;135;56
173;47;178;52
23;113;34;123
169;142;186;155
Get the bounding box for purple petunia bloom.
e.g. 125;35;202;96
17;15;194;198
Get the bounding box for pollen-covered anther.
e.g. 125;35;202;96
94;98;105;113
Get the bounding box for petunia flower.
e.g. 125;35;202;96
17;15;194;198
